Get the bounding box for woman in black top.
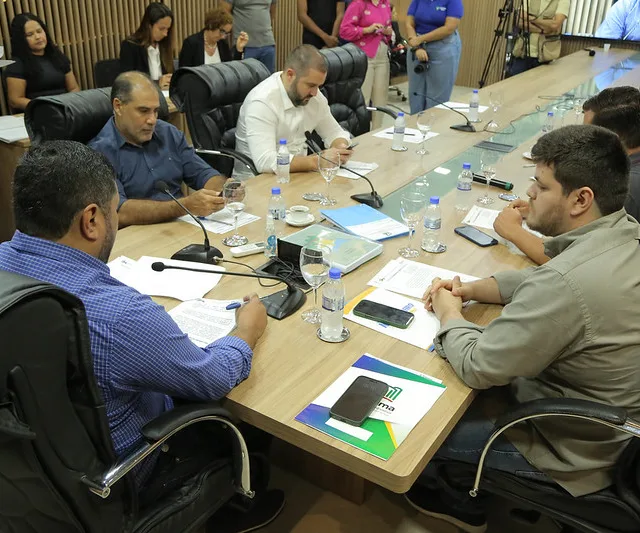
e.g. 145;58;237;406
120;2;174;89
5;13;80;111
179;8;249;68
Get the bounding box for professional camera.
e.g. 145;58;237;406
411;44;430;74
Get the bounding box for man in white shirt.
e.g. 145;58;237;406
234;44;352;179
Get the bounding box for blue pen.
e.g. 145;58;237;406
428;344;435;352
225;301;247;310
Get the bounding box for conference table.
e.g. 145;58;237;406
109;49;639;502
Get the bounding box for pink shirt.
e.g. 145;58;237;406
339;0;392;59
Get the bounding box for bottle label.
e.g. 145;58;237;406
277;155;289;166
322;294;345;311
270;207;285;220
457;181;472;191
266;234;277;253
424;218;441;230
394;126;405;135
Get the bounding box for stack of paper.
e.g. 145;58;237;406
337;160;379;180
108;256;224;300
0;115;28;143
373;127;439;145
168;298;237;347
179;209;260;234
320;204;408;242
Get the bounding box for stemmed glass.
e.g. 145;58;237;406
573;97;585;124
318;149;340;206
299;245;331;324
416;111;433;155
486;91;503;132
398;191;426;258
477;158;496;205
221;180;248;246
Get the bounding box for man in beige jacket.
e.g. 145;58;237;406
406;125;640;533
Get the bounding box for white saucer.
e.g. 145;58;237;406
285;213;315;227
522;151;533;160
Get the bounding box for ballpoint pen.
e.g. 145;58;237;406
226;297;266;310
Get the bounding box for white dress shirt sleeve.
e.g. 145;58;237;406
313;91;350;148
243;100;282;174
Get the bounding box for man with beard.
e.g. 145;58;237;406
0;142;285;529
234;44;352;179
404;125;640;533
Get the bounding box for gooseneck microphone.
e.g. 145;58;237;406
412;92;476;133
154;180;223;263
151;261;306;320
304;132;384;209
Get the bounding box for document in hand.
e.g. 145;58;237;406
320;204;409;241
343;287;438;350
168;299;237;347
295;354;446;460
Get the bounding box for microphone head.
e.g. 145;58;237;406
154;180;169;192
151;262;166;272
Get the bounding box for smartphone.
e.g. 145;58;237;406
353;300;415;329
454;225;498;247
329;375;389;426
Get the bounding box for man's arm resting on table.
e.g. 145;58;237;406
117;199;187;228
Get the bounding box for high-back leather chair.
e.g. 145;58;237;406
170;59;270;176
94;59;123;88
0;270;254;533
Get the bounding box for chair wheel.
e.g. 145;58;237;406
402;96;407;102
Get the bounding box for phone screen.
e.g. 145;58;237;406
454;225;498;247
353;300;415;329
329;376;389;426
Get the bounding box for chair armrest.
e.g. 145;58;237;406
141;402;235;442
367;106;398;119
195;148;259;176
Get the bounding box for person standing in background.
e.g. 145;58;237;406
340;0;393;130
297;0;345;49
405;0;463;113
222;0;277;73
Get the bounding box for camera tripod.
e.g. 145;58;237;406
479;0;531;88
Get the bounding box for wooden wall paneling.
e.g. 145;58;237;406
274;0;301;72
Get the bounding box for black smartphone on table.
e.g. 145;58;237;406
454;225;498;247
329;375;389;426
353;300;415;329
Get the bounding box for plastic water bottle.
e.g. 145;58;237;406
266;187;286;256
276;139;290;184
469;90;480;123
264;213;276;258
321;268;345;341
455;163;473;212
421;196;443;253
392;112;406;150
542;111;555;133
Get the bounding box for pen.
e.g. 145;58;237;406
226;297;266;310
428;344;435;352
383;131;416;136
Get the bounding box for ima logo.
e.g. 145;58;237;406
384;386;402;402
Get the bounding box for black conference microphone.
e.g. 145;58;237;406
304;131;383;208
412;92;476;132
151;261;306;320
154;180;223;264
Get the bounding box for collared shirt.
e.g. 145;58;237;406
596;0;640;41
234;72;350;179
625;152;640;222
88;117;219;209
408;0;464;35
0;232;253;486
434;210;640;497
147;45;162;81
227;0;278;47
340;0;392;59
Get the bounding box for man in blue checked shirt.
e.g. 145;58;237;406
0;141;284;530
89;71;227;228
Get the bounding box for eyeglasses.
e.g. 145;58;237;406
219;29;229;37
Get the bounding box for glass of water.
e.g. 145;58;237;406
318;149;340;206
486;91;503;132
221;180;248;246
416;111;433;155
398;191;426;258
477;158;496;206
299;245;331;324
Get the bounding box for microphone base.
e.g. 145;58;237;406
171;244;223;264
450;123;476;133
351;192;384;208
262;287;307;320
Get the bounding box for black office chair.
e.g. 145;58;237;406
388;21;408;103
440;399;640;532
170;59;270;177
0;270;255;533
24;86;169;144
94;59;123;88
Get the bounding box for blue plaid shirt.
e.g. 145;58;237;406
0;232;252;485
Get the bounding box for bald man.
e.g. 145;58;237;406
89;71;227;228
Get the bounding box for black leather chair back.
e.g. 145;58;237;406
94;59;123;88
0;271;127;533
25;87;170;145
319;44;370;137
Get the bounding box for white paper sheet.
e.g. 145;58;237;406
336;160;379;179
179;209;260;234
437;101;489;113
372;128;439;145
0;116;28;143
347;218;408;241
462;205;500;230
168;298;237;347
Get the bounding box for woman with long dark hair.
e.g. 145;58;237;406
5;13;80;112
120;2;174;89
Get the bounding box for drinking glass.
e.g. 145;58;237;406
573;97;585;124
299;245;331;324
416;111;433;155
477;159;496;205
221;180;248;246
486;91;503;132
398;191;426;258
318;149;340;206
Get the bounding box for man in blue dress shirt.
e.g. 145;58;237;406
596;0;640;41
89;71;227;228
0;142;284;527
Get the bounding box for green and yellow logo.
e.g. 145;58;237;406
384;386;402;403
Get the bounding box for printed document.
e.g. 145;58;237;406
168;299;236;347
179;209;260;234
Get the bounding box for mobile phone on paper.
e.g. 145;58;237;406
329;375;389;426
353;300;415;329
454;225;499;247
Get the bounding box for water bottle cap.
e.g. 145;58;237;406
463;163;471;169
548;111;554;116
473;89;479;93
430;196;440;204
271;187;281;195
397;112;405;117
329;267;342;279
279;139;287;145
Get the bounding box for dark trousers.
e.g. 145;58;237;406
507;57;546;77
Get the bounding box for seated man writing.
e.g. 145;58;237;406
234;44;352;179
0;141;283;530
405;125;640;533
89;71;227;228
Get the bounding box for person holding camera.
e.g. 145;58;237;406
406;0;463;114
340;0;393;130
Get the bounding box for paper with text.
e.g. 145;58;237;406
168;298;236;347
179;209;260;234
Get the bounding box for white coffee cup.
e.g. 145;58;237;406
288;205;311;223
